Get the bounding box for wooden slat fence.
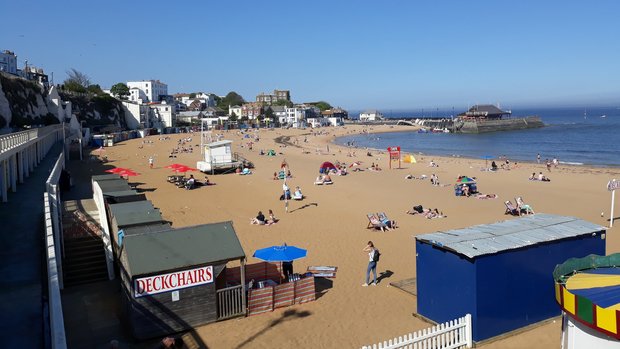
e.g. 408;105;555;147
216;285;245;320
361;314;472;349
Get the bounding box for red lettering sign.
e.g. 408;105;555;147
134;265;214;298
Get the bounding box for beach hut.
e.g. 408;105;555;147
107;200;166;254
118;221;246;339
415;214;606;342
554;253;620;348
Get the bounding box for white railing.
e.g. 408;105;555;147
0;124;65;156
44;194;67;349
361;314;472;349
44;150;67;349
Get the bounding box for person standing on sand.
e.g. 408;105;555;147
149;156;154;169
537;153;541;164
362;241;379;286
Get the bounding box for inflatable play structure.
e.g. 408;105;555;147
555;253;620;348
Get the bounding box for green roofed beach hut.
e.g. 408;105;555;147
107;200;166;254
119;221;247;339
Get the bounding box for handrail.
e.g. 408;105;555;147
0;124;65;155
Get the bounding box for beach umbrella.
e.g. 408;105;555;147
105;167;132;174
253;244;307;262
118;169;139;177
481;155;494;168
174;166;198;173
164;163;186;169
456;176;475;183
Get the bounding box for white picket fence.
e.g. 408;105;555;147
362;314;472;349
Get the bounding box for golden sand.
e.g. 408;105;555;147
95;125;620;348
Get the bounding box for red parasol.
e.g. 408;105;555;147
105;167;131;174
174;166;198;173
118;169;140;177
164;163;187;169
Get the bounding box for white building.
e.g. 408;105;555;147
359;110;383;121
127;80;168;103
149;102;175;128
0;50;18;74
283;106;308;127
228;105;242;118
122;101;149;129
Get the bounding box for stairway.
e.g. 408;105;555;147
63;236;108;287
62;199;109;287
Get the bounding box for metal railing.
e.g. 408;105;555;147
216;285;245;320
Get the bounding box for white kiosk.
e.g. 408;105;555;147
197;140;238;173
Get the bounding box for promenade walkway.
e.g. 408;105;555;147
0;143;62;348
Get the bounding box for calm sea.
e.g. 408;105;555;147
336;107;620;167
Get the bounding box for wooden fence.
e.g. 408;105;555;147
361;314;472;349
216;285;245;320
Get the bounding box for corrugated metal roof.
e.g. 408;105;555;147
415;214;606;259
122;221;245;276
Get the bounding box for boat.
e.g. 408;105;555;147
601;114;607;118
451;105;543;133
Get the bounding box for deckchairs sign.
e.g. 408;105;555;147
134;265;214;297
608;179;619;192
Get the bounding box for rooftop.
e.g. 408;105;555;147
415;214;606;259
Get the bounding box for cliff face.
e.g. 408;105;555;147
0;72;126;131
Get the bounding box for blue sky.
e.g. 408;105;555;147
3;1;619;110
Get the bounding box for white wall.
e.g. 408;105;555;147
122;101;142;129
564;315;620;349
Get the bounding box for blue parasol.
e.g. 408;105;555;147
253;244;307;262
481;155;494;169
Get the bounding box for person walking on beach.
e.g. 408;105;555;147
362;241;379;286
148;156;154;169
537;153;541;164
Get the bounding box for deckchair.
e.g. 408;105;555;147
367;214;387;231
377;212;395;229
504;201;519;216
515;197;535;215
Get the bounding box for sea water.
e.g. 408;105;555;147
336;106;620;167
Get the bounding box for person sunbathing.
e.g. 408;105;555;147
323;174;333;183
314;175;324;185
250;211;266;225
529;172;537;180
265;209;278;225
461;184;470;197
424;209;445;219
293;186;303;200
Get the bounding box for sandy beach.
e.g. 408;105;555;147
92;125;620;348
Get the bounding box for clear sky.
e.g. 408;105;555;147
3;1;619;110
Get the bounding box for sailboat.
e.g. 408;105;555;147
600;114;607;118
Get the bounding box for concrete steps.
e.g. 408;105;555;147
63;236;108;287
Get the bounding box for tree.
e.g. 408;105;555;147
87;84;104;95
313;101;332;111
229;112;238;121
110;83;130;99
65;68;90;88
274;100;293;107
265;107;274;119
217;91;245;110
